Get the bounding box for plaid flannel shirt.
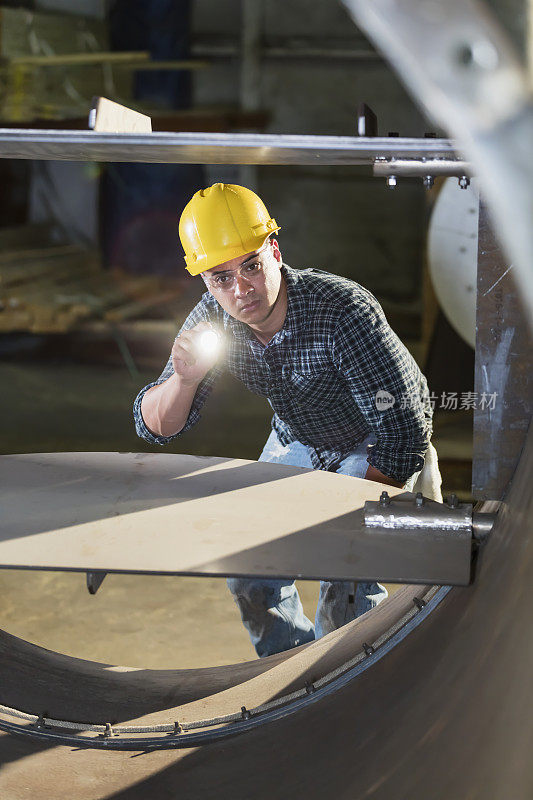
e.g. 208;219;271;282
133;263;433;482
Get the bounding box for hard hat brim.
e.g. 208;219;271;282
184;225;281;276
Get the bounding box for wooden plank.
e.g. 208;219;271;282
90;97;151;134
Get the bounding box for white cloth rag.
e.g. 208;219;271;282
403;441;443;503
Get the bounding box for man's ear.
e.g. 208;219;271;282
270;237;282;264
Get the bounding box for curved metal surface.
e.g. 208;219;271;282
0;585;437;749
0;462;530;798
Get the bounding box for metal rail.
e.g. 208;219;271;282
0;129;463;165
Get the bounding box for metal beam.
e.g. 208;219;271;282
0;129;462;165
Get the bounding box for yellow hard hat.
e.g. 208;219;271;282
179;183;281;275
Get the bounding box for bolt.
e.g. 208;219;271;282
363;642;375;656
386;175;397;188
305;682;316;694
459;176;470;189
456;40;499;71
448;493;459;509
380;490;390;506
423;175;434;190
241;706;251;720
413;597;426;610
415;492;424;507
173;721;183;735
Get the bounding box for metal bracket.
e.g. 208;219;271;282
363;492;497;585
373;158;471;179
365;491;473;531
86;571;107;595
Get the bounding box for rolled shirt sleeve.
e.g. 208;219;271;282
332;296;432;483
133;300;222;446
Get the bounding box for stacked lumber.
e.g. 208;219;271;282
0;225;183;334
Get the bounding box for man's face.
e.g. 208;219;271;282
201;238;283;326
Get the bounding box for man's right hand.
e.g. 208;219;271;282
171;320;220;386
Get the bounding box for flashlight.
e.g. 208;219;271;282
196;328;221;358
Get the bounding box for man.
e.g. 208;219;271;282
134;182;441;658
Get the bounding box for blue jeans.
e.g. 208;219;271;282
227;430;388;658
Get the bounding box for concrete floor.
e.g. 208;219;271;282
0;570;322;668
0;330;471;670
